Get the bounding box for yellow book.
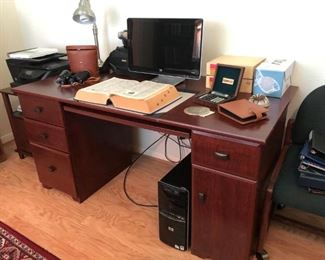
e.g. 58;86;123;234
74;77;181;114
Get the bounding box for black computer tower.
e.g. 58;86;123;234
158;154;191;251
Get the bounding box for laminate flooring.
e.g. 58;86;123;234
0;142;324;260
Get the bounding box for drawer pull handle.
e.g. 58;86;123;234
40;133;48;140
34;106;43;113
48;165;56;172
214;151;229;160
198;192;206;203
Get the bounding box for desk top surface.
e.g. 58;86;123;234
13;76;297;144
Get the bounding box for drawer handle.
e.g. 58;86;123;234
34;106;43;113
40;133;48;140
198;192;206;203
214;151;229;160
48;165;56;172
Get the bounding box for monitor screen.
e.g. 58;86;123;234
127;18;203;84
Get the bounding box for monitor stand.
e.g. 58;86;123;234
151;75;185;86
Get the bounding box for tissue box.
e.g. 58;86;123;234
206;55;265;93
253;59;295;98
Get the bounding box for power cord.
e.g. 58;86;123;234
164;135;191;163
123;133;167;207
164;135;182;163
123;133;192;207
167;135;191;149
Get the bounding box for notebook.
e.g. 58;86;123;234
310;130;325;157
196;64;245;106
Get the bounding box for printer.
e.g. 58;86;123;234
6;53;69;86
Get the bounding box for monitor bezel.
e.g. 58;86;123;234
127;18;204;81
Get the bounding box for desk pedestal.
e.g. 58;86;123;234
65;111;134;202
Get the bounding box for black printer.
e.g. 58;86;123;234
6;53;69;86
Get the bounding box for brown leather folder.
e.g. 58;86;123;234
218;99;268;124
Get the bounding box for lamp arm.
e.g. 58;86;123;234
92;23;103;66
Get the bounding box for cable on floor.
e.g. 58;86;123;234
123;133;167;207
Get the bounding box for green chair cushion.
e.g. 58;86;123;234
273;144;325;216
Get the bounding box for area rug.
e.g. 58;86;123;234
0;221;59;260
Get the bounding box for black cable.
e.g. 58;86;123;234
123;133;167;207
164;135;182;163
180;137;192;149
166;135;192;149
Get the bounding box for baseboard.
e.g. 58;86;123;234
0;132;14;144
144;149;190;162
134;136;191;162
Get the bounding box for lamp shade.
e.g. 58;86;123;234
72;0;103;66
73;0;96;24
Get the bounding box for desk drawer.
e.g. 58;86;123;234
19;94;64;126
192;131;261;179
31;143;77;198
25;118;69;152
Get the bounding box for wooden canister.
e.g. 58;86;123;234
66;45;99;77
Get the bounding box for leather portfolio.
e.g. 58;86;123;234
218;99;268;124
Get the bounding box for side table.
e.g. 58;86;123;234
0;87;31;158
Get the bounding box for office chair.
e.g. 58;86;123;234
256;85;325;260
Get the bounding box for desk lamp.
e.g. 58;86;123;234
72;0;103;66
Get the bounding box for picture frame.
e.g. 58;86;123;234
212;63;245;99
196;64;245;107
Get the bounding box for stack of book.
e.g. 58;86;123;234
298;130;325;192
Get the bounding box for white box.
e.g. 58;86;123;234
253;59;295;98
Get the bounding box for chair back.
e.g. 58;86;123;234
292;85;325;144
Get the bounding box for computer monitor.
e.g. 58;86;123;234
127;18;203;85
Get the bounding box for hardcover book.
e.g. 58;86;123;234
74;77;181;114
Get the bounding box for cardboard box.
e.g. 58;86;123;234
253;59;295;98
206;55;265;93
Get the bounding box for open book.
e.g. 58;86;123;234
74;77;181;114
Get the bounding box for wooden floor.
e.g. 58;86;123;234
0;142;324;260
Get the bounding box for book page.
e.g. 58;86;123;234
157;92;195;113
114;80;171;99
80;77;172;100
80;77;139;97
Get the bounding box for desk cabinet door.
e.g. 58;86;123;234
191;167;257;260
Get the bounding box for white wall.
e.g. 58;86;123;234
0;0;25;142
1;0;325;159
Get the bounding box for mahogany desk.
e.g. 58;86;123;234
13;77;296;260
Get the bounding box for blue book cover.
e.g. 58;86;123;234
300;141;325;167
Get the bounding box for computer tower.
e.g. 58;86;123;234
158;154;191;251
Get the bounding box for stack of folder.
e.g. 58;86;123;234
298;130;325;192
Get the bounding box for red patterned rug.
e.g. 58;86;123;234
0;221;59;260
